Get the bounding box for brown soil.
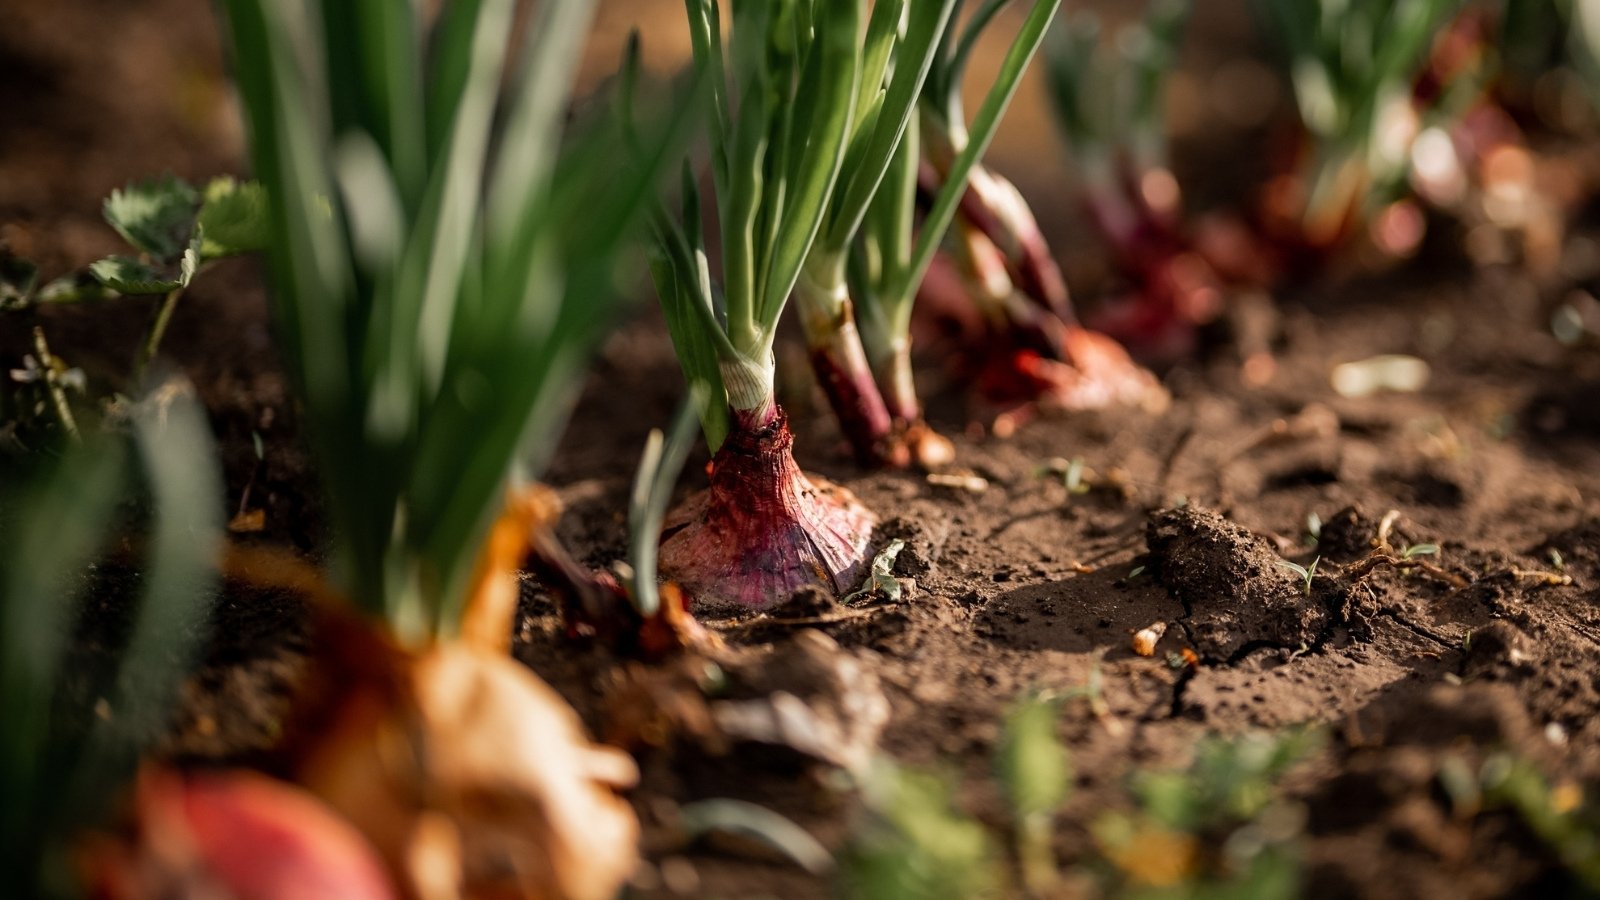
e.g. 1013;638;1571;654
6;2;1600;899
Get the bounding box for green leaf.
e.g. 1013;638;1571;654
997;692;1071;819
901;0;1063;305
822;0;958;255
197;177;271;258
95;230;202;295
87;256;185;294
318;0;427;207
627;391;708;616
30;272;115;305
485;0;597;247
840;759;1003;900
755;0;862;331
102;174;200;261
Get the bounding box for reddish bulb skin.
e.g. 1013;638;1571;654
86;769;395;900
809;337;906;469
659;407;876;614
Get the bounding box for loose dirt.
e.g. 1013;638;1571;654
5;1;1600;897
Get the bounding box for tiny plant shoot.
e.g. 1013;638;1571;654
1;176;267;384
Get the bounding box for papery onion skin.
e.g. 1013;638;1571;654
660;407;877;614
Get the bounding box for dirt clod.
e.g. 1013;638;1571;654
1318;505;1380;561
1146;505;1334;660
1462;620;1537;680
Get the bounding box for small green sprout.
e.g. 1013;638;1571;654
678;798;833;876
1401;542;1439;560
1063;457;1089;494
1276;557;1320;595
1128;564;1147;580
838;758;1003;900
99;176;266;379
1441;752;1600;891
1093;729;1321;897
625;393;705;618
1549;548;1566;572
997;692;1071;895
1306;511;1323;544
1032;456;1091;494
3;176;267;392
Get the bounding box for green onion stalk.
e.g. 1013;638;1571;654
2;383;228;900
1252;0;1460;257
851;1;1070;465
790;0;960;468
222;0;676;895
850;103;955;469
1044;2;1225;361
649;0;1068;611
918;1;1164;413
649;0;885;611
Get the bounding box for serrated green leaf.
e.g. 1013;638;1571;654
34;272;117;305
103;175;200;261
87;257;184;294
197;177;271;258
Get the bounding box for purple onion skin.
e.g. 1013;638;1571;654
660;405;877;614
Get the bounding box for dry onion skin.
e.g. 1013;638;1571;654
295;640;640;900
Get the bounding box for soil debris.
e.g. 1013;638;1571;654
711;630;890;777
1146;505;1334;661
1316;505;1381;562
1462;620;1538;680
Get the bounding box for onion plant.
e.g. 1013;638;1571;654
647;0;883;611
1252;0;1461;250
918;1;1164;411
852;1;1068;465
1044;2;1223;360
224;0;673;642
222;0;677;895
650;0;962;470
647;0;1063;610
1;382;221;898
787;0;959;468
